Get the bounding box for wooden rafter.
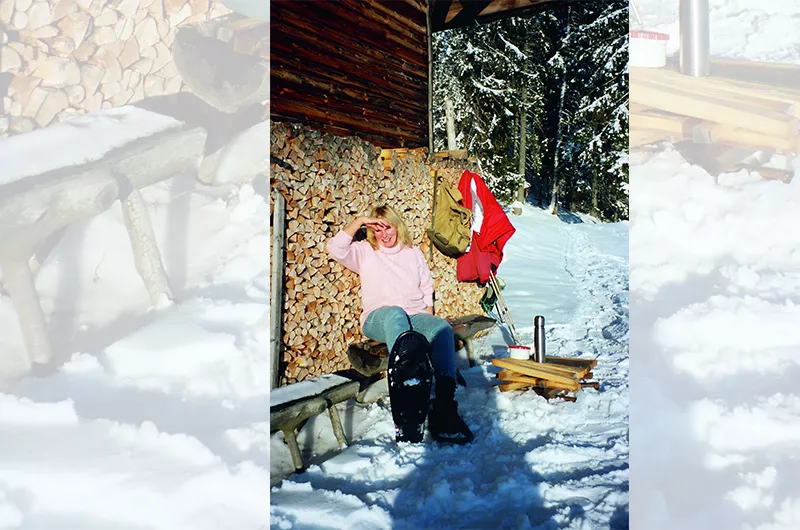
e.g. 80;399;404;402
444;0;493;28
431;0;454;31
432;0;581;32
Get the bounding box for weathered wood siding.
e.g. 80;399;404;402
270;0;429;149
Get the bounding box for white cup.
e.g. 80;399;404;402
508;345;531;360
630;30;669;68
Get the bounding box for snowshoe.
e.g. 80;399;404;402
428;376;474;445
387;330;433;443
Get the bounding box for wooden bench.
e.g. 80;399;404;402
0;108;206;369
271;316;494;472
347;314;496;377
270;374;360;472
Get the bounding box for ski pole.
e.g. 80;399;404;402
490;271;522;345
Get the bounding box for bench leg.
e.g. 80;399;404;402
465;338;476;368
2;258;52;365
282;428;305;472
328;404;349;448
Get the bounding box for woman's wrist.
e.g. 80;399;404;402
343;217;366;237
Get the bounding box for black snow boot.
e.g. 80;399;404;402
387;330;433;443
428;376;474;445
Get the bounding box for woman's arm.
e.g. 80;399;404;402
327;216;390;272
417;249;435;313
341;216;390;237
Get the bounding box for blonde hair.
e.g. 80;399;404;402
366;204;413;250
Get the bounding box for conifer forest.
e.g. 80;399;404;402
432;1;628;221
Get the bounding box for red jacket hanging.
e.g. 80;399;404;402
456;169;516;283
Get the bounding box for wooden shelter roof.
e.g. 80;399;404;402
431;0;582;32
270;0;586;150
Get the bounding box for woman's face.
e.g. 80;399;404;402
374;222;398;248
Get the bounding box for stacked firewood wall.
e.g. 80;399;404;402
271;122;485;385
0;0;231;138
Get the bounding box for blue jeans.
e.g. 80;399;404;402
362;306;456;379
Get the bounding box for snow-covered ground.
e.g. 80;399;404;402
270;206;629;529
0;109;271;528
631;1;800;529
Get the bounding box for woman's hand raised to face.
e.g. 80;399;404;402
342;216;391;237
361;217;391;231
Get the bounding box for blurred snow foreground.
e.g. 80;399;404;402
0;105;267;375
0;105;271;528
629;0;800;529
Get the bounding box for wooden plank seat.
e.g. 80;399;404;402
347;314;496;377
449;314;497;366
270;374;360;472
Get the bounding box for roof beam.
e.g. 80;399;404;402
430;0;454;32
444;0;493;28
432;0;581;32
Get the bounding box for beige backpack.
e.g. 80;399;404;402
427;174;472;258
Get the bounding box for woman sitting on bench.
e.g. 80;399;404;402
327;205;473;445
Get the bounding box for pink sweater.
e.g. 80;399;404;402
327;230;434;327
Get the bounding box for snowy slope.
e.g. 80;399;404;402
270;205;629;529
0;112;271;527
630;1;800;529
0;187;273;528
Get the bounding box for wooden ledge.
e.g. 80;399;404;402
348;314;496;376
270;374;361;473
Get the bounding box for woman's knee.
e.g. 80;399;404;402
367;306;411;332
418;317;453;346
428;316;453;336
381;305;410;324
431;327;454;348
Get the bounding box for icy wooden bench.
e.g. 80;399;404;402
270;374;360;472
0;107;206;369
347;314;496;377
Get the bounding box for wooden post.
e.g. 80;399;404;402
282;428;305;472
271;190;287;389
121;188;174;307
428;170;438;311
464;337;476;368
1;258;51;365
328;404;349;448
426;0;434;156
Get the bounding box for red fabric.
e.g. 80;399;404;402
456;170;516;283
456;241;495;283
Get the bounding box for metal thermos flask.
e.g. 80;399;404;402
533;315;545;363
679;0;710;77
